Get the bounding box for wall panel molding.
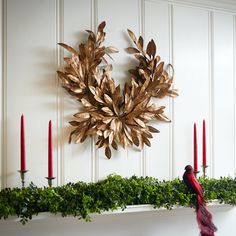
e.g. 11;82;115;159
96;0;141;179
91;0;99;183
144;0;171;180
168;3;174;180
147;0;236;13
208;11;214;178
1;0;7;189
173;5;209;178
139;0;146;177
233;15;236;177
213;12;235;178
63;0;93;184
56;0;64;186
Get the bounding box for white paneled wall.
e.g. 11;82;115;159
63;0;93;184
173;5;210;178
144;1;172;180
96;0;142;180
1;1;236;236
4;0;57;188
1;0;236;187
0;0;3;189
213;12;235;178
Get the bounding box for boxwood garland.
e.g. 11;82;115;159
0;175;236;224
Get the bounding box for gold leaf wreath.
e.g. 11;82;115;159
57;21;178;159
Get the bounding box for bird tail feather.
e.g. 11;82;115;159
195;201;217;236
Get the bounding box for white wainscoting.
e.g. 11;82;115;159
1;0;236;235
2;0;235;187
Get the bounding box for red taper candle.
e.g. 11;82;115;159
202;119;207;167
193;123;198;172
20;114;26;171
48;120;53;178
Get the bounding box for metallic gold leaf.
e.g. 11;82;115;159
102;117;113;124
138;36;144;50
130;130;139;147
94;95;104;103
108;131;114;144
89;86;96;95
127;29;137;43
74;112;90;121
127;47;140;54
58;43;78;55
102;107;113;116
104;94;113;105
81;98;92;108
124;126;133;143
110;118;116;131
104;130;111;139
98;21;106;32
69;121;80;126
147;126;160;133
71;88;83;93
142;135;151;147
133;118;146;128
154;62;164;80
167;89;178;97
111;141;118;150
105;46;119;53
105;146;111;159
146;39;156;58
156;113;171;122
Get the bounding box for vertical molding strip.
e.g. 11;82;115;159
56;0;64;186
168;3;174;180
91;0;99;182
0;0;2;188
139;0;146;177
208;11;214;178
233;15;236;177
2;0;7;188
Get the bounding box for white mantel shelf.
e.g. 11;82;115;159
0;202;234;236
2;201;233;224
94;201;234;216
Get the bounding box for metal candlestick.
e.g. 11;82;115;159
202;165;208;178
18;170;28;188
194;170;200;177
46;177;55;187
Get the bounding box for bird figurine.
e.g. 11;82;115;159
183;165;217;236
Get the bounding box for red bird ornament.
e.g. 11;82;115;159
183;165;217;236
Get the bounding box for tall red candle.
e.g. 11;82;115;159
202;119;207;167
48;120;53;178
20;114;26;171
193;123;198;172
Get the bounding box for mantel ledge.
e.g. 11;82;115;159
98;200;233;215
4;200;234;223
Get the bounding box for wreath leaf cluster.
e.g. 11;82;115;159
57;21;178;158
0;175;235;224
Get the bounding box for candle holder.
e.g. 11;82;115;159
194;170;200;177
202;165;208;178
18;170;28;188
46;177;55;187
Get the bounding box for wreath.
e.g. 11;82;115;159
57;21;178;158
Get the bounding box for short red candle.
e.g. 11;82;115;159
48;120;53;178
202;119;207;167
20;114;26;171
193;123;198;172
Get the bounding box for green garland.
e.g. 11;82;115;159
0;175;236;224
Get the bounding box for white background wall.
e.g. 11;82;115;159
1;0;236;235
